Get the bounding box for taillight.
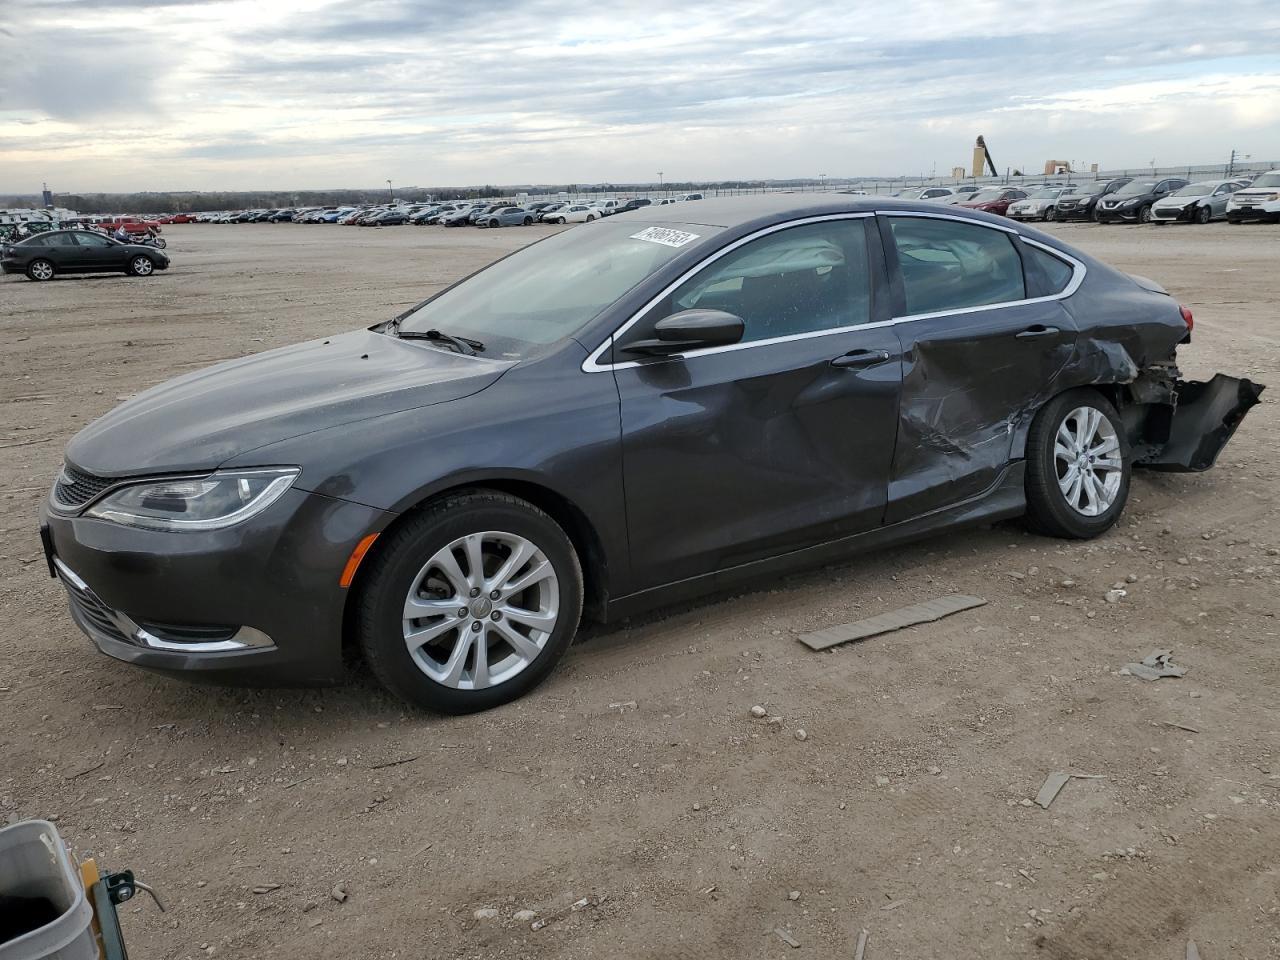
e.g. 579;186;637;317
1179;304;1194;332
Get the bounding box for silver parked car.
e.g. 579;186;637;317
1151;179;1246;224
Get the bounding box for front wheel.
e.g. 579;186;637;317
1043;207;1056;222
26;259;55;281
128;255;155;276
1024;389;1130;539
1195;205;1212;225
1090;207;1102;222
356;490;584;713
523;216;533;225
1138;204;1153;224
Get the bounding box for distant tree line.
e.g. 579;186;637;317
1;180;782;214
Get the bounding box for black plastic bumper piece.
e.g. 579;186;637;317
1137;375;1265;472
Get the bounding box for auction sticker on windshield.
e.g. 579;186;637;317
630;227;700;248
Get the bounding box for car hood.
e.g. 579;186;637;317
1154;196;1200;207
65;329;513;477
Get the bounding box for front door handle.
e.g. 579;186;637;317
830;349;890;369
1015;325;1060;339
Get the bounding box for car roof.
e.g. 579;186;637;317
611;193;1016;228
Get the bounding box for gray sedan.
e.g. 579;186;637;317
1151;179;1246;224
477;206;534;228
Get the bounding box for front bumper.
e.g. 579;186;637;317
41;488;393;686
1053;201;1093;220
1227;199;1280;220
1095;203;1144;221
1151;203;1195;222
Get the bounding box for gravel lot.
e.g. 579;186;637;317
2;220;1278;960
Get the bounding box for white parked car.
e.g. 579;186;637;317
902;187;954;201
1226;170;1280;223
592;199;623;216
1006;187;1070;222
545;204;600;224
1152;179;1246;224
653;197;681;205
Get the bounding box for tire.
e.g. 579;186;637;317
1043;207;1056;222
1195;205;1212;225
356;490;584;713
1227;217;1241;225
26;259;55;281
128;255;155;277
523;216;533;225
1024;388;1130;539
1090;206;1102;223
553;217;565;224
587;214;597;221
1138;204;1153;224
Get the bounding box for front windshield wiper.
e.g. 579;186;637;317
394;326;485;356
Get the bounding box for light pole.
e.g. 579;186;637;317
819;173;827;192
658;171;664;197
386;179;394;203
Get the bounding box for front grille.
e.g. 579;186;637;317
52;464;115;511
60;576;132;645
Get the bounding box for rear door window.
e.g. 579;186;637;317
886;216;1026;316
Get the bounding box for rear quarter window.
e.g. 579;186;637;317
1023;244;1075;295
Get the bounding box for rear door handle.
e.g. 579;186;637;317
1015;325;1060;339
830;349;891;369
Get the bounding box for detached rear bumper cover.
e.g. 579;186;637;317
1137;375;1265;472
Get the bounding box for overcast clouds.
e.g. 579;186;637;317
0;0;1278;192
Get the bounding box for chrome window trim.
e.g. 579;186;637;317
582;211;1085;372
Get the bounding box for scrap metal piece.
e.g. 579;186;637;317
773;927;800;948
1035;772;1071;809
799;595;987;651
1125;650;1188;681
1186;940;1202;960
854;928;870;960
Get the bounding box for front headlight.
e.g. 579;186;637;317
85;468;299;531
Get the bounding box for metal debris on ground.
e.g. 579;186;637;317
330;882;349;903
1034;771;1107;809
1186;940;1202;960
1161;720;1201;733
773;927;801;948
854;928;870;960
1124;650;1189;681
608;700;638;712
798;595;987;651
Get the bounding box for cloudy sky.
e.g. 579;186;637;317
1;0;1278;192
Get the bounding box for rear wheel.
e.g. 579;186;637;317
1195;205;1212;225
523;216;533;225
26;259;54;281
357;490;584;713
1138;204;1153;224
1024;389;1130;539
128;256;154;276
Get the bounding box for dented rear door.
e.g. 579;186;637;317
878;214;1078;524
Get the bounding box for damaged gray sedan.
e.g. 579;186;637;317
43;196;1262;713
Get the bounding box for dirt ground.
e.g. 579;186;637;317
2;219;1278;960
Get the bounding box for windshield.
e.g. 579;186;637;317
968;189;1006;202
1250;172;1280;188
1114;180;1157;197
396;221;721;356
1069;181;1110;196
1173;182;1215;197
1027;189;1060;199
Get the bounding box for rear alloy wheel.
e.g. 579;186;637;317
26;259;55;281
523;216;533;225
357;490;583;713
1195;205;1212;225
1024;389;1130;539
128;256;154;276
1138;204;1153;224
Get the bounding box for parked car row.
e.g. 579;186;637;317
881;172;1280;225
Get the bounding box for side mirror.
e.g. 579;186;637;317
622;309;746;356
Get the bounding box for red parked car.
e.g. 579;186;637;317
958;188;1028;217
155;214;195;224
99;219;162;235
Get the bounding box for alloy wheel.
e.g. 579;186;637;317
1054;406;1123;517
29;260;54;281
132;257;154;275
401;531;559;690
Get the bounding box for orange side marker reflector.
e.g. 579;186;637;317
340;533;380;588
